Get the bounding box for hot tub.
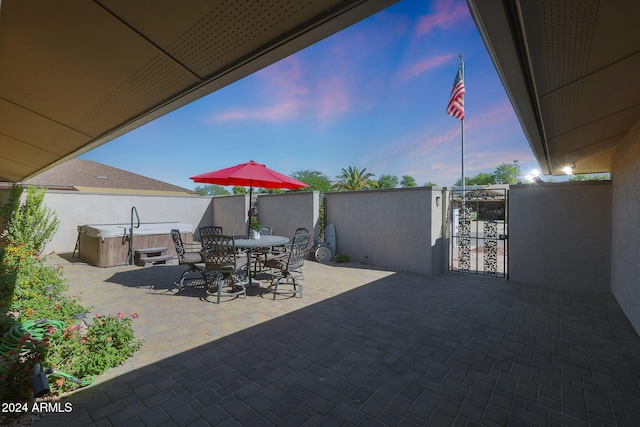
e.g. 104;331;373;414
77;222;193;267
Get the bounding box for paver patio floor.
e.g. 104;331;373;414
32;255;640;426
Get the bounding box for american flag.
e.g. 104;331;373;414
446;66;465;120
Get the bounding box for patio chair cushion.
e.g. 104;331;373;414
182;251;203;264
263;255;288;271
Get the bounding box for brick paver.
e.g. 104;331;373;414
31;256;640;426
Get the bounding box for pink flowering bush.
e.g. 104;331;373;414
0;333;49;401
46;313;142;393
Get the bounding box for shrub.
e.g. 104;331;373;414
0;185;59;254
0;244;143;400
45;313;142;394
335;253;351;263
0;333;49;401
0;186;142;401
0;243;84;333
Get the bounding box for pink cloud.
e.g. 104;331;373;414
416;0;471;35
369;100;523;171
212;99;304;121
467;99;517;128
315;76;352;119
362;100;535;186
263;57;309;98
210;57;308;122
368;134;466;185
329;11;410;61
370;125;463;171
397;53;455;82
211;55;354;124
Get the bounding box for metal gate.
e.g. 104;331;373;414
449;187;508;278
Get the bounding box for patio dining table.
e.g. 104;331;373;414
234;235;289;286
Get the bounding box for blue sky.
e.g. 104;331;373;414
79;0;538;190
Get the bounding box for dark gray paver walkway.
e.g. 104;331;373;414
32;257;640;426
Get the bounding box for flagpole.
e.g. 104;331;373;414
460;54;465;210
446;54;466;210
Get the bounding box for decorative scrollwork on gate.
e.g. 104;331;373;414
458;207;471;271
483;220;498;275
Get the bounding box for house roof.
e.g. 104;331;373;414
16;159;196;196
0;0;398;183
466;0;640;176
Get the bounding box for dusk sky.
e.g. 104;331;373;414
79;0;539;191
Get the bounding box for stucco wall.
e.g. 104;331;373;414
432;190;447;275
611;120;640;335
325;187;444;275
509;181;611;291
257;191;320;241
21;191;213;255
208;194;248;237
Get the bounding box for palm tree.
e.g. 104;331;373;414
400;175;416;188
332;166;377;191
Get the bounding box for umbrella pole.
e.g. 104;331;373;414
246;185;254;286
247;185;253;237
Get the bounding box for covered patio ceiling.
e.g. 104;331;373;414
0;0;398;183
467;0;640;176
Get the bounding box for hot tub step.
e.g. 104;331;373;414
138;255;173;267
134;247;172;267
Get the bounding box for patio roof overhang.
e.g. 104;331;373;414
0;0;398;183
466;0;640;176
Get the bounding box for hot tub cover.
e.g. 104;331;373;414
78;222;193;239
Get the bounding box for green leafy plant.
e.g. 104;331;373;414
0;333;49;401
0;185;60;254
249;216;262;231
0;243;84;332
0;243;143;401
335;254;351;263
46;313;142;393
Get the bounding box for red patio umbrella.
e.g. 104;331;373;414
190;160;309;235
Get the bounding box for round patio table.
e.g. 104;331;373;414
234;235;289;286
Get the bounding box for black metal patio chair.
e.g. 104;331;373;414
262;232;311;300
199;225;223;236
202;234;247;304
171;229;206;291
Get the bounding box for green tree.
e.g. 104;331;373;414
332;166;377;191
377;174;399;189
232;186;247;194
494;163;518;184
455;172;495;186
400;175;417;188
291;169;332;192
256;188;284;194
194;184;230;196
0;185;59;254
471;173;496;185
569;173;610;181
423;182;438;187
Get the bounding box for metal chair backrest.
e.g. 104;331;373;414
287;232;311;271
171;229;185;258
199;226;223;236
201;234;236;268
294;227;309;236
